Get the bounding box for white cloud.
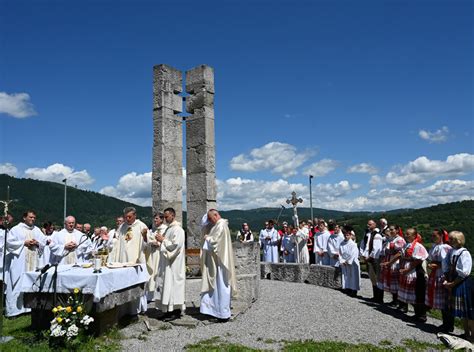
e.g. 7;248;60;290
303;159;339;177
0;92;37;118
100;172;152;206
419;126;449;143
383;153;474;186
347;163;378;175
24;163;94;187
216;177;359;210
0;163;18;177
229;142;315;177
315;179;474;212
369;175;383;187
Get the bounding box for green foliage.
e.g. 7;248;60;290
1;315;121;352
0;174;153;229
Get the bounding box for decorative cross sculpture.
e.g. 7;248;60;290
286;191;303;227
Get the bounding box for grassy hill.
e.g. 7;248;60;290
1;174;472;248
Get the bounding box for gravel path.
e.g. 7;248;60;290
120;277;453;351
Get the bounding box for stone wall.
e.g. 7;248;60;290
233;242;260;311
152;64;183;223
260;263;341;289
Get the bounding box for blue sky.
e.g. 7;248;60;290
0;0;473;211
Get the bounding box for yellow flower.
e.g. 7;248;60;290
76;306;83;313
73;288;80;294
56;317;63;323
66;306;72;313
57;305;63;310
52;307;58;313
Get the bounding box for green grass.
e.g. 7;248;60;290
185;338;445;352
1;315;122;352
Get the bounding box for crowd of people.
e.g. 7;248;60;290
0;207;236;323
237;217;473;341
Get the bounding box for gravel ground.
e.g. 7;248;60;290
120;277;453;351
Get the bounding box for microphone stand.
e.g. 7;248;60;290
0;198;15;343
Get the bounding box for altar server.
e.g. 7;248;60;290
155;207;186;320
49;216;92;265
295;222;310;264
281;226;296;263
259;220;279;263
200;209;237;321
5;210;48;316
327;224;344;266
338;225;360;296
314;221;331;265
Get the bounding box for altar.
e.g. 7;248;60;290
21;264;149;333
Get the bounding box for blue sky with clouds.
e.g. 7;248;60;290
1;0;473;211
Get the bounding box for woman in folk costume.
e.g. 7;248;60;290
295;222;310;264
327;224;344;266
443;231;474;340
338;225;360;297
379;226;406;306
425;229;452;332
281;225;295;263
398;228;429;322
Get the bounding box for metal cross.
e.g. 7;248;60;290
286;191;303;226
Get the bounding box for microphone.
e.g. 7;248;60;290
40;263;51;273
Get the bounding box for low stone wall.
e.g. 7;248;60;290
233;242;260;310
260;262;341;289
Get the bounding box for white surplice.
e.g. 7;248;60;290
338;239;361;291
144;223;167;301
327;231;344;266
110;220;147;264
281;233;296;263
295;228;310;264
259;228;279;263
49;229;93;265
314;230;331;265
5;222;48;317
200;218;237;319
155;221;186;313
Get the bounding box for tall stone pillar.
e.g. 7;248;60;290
152;64;183;223
185;65;216;249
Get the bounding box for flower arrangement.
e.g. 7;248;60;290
49;288;94;347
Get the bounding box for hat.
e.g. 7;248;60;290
282;221;288;226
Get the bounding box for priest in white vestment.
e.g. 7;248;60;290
295;223;310;264
200;209;237;321
49;216;93;265
143;212;167;301
5;210;48;317
259;220;279;263
154;208;186;320
314;221;331;265
110;207;148;314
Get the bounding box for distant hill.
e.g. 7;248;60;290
0;174;153;228
1;174;472;249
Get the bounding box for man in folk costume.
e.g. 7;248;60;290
142;212;167;302
49;216;92;265
5;210;48;316
154;208;186;320
200;209;237;321
259;220;279;263
361;219;384;303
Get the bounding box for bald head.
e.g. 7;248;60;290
64;216;76;232
207;209;221;225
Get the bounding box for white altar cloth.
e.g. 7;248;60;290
21;264;149;303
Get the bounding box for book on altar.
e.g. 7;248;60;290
106;262;141;269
